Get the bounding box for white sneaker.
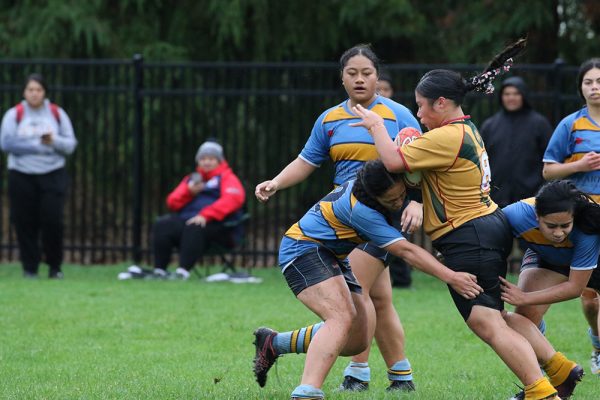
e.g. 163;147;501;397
592;350;600;375
128;265;143;274
175;267;190;280
153;268;168;278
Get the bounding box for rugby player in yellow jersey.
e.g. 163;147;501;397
351;39;582;400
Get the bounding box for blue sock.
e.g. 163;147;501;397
589;327;600;350
388;358;413;381
290;384;324;399
343;361;370;382
273;322;323;354
538;319;546;336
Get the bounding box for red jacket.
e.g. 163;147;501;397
166;160;245;222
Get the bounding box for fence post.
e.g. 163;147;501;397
132;54;144;263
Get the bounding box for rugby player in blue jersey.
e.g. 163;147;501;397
253;160;482;400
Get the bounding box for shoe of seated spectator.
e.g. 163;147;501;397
124;265;153;279
152;268;169;279
174;267;190;280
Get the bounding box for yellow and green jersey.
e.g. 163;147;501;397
399;117;497;240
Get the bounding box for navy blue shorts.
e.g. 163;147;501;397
282;247;363;296
520;248;600;291
433;209;512;320
354;242;389;264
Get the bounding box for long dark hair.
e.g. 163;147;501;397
577;58;600;101
416;38;527;105
535;180;600;234
352;160;404;222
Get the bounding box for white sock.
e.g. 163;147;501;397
153;268;168;276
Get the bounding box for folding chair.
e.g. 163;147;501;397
193;210;250;278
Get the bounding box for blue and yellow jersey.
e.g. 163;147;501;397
300;96;420;186
543;107;600;202
279;180;406;268
503;198;600;270
399;117;497;240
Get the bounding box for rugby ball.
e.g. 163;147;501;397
394;127;422;187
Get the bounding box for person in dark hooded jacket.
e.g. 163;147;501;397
480;76;553;208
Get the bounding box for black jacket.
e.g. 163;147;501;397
480;77;553;207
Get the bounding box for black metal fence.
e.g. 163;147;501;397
0;58;582;267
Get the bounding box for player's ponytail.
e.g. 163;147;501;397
352;160;404;222
416;38;527;104
535;180;600;234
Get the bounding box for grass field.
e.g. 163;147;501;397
0;263;598;399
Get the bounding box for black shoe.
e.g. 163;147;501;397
509;389;559;400
23;271;38;279
49;270;64;279
387;380;416;392
253;327;279;387
555;363;584;399
338;375;369;392
508;390;524;400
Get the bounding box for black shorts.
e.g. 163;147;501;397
282;247;363;296
432;209;512;320
521;248;600;291
354;242;389;264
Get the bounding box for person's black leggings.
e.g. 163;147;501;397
152;214;231;270
8;168;67;275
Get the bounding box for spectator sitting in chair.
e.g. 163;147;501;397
147;140;245;280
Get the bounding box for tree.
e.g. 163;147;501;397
0;0;597;64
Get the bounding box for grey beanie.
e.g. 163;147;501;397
195;141;224;162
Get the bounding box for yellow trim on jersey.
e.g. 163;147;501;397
350;194;358;208
322;102;397;124
522;198;536;206
329;142;378;162
521;229;573;248
371;103;397;121
320;202;362;242
323;107;354;123
304;325;313;352
285;223;321;244
564;153;585;163
573;118;600;132
291;329;300;353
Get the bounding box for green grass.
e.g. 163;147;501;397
0;264;598;399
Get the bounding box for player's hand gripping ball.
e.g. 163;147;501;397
394;127;422;187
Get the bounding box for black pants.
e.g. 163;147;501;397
152;214;231;270
8;168;68;274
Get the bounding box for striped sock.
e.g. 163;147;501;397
523;377;556;400
343;361;370;382
588;327;600;350
273;322;323;354
542;352;576;388
388;358;413;381
538;319;546;336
